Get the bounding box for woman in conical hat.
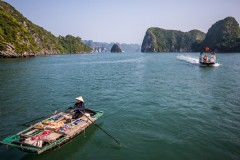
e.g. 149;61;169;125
72;96;85;119
75;96;84;102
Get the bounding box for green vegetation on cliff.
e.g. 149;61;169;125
0;1;92;58
141;28;205;52
142;17;240;53
58;35;92;53
198;17;240;52
0;1;39;55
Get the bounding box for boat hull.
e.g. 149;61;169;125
199;62;216;66
0;109;104;154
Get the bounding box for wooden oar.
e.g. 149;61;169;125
80;111;120;145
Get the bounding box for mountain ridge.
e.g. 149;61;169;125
83;40;141;52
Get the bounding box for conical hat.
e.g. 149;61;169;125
75;96;84;102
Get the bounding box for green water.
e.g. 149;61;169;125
0;53;240;160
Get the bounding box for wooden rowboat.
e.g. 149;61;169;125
0;108;104;154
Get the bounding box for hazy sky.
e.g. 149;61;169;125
4;0;240;44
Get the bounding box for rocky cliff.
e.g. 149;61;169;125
142;17;240;53
0;1;92;58
111;43;122;53
198;17;240;52
141;28;205;52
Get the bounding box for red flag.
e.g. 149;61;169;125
205;47;210;52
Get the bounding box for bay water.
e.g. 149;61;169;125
0;52;239;160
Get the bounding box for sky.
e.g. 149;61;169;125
4;0;240;44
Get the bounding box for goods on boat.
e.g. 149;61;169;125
0;107;103;154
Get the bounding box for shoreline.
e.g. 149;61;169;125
0;52;93;59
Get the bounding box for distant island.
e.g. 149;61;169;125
0;1;92;58
83;40;140;53
111;43;122;53
141;17;240;53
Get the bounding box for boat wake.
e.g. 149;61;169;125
177;55;199;64
177;55;220;67
212;63;221;67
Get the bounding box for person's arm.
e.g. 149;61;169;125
69;103;77;109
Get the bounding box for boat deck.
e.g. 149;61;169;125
0;109;103;154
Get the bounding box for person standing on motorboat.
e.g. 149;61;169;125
210;52;216;63
203;54;208;62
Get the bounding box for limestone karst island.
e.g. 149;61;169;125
141;17;240;53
